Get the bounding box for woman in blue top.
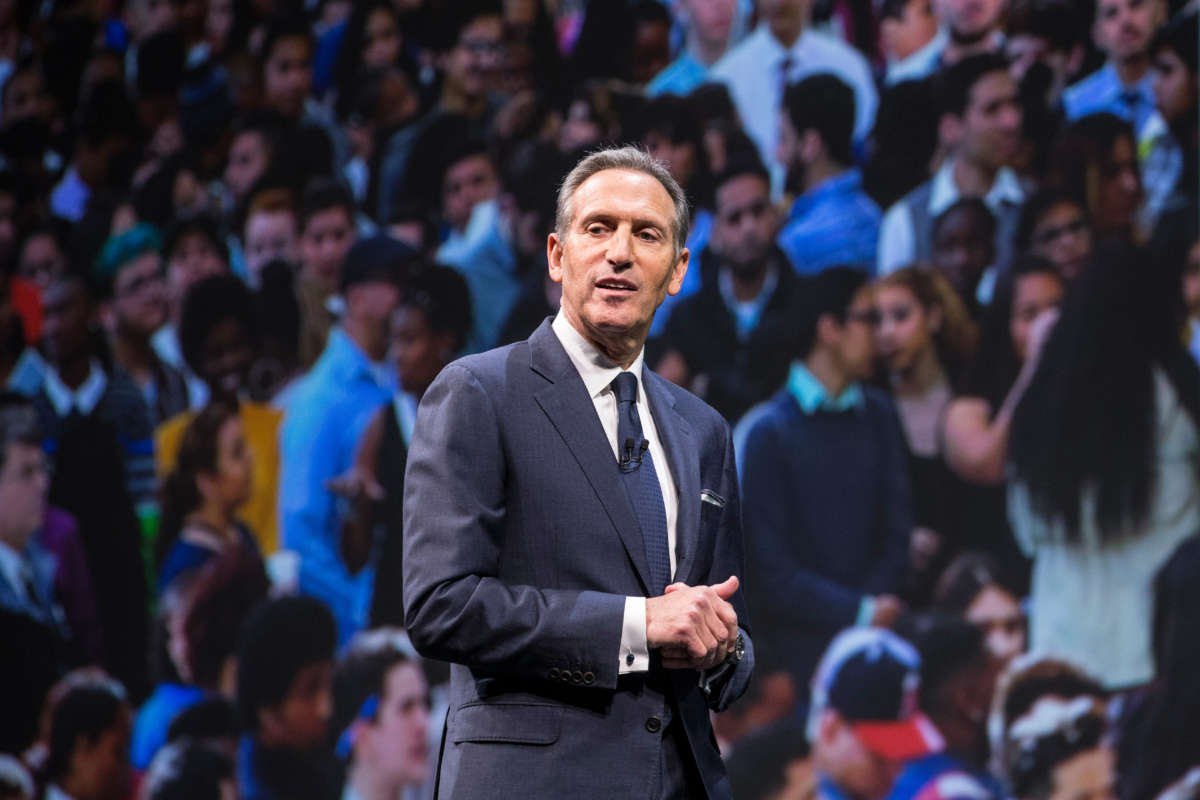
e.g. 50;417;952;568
157;401;259;595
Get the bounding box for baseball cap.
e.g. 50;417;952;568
808;628;945;761
340;234;417;294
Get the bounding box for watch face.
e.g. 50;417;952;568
734;633;745;661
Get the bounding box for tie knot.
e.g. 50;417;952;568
613;372;638;405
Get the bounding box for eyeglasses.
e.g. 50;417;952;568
1033;217;1088;247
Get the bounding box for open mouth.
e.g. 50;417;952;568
596;278;637;292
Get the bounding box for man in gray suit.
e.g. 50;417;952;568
403;146;755;798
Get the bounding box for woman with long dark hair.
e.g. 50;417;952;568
941;255;1065;591
875;266;979;601
38;676;132;800
1009;241;1200;690
157;401;259;594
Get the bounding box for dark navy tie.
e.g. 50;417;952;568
613;372;672;595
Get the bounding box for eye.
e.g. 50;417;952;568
638;230;660;242
586;223;608;235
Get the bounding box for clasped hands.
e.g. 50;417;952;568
646;576;739;671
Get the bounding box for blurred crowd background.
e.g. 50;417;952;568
0;0;1196;798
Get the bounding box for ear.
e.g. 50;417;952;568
816;709;842;748
938;113;964;148
667;247;690;297
546;232;565;285
97;301;117;332
1067;44;1087;77
799;129;825;165
816;312;842;348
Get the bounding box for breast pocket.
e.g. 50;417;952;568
451;701;563;745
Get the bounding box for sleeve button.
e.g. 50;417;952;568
583;671;595;685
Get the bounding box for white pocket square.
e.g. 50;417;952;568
700;490;726;508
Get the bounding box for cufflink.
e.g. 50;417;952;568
625;652;635;666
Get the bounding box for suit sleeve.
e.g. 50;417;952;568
402;364;627;689
699;425;755;712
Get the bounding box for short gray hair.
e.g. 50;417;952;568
554;146;690;259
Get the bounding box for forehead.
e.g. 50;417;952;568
715;173;769;211
267;35;312;63
117;250;161;278
968;71;1017;106
569;168;675;226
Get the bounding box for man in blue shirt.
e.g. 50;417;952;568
279;235;416;645
776;74;881;274
1061;0;1166;132
647;0;738;96
742;267;912;693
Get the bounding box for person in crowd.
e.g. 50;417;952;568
1009;241;1200;690
155;401;257;594
879;54;1026;276
647;0;738;96
152;215;231;409
0;755;33;800
295;177;357;370
776;74;881;274
258;12;344;166
655;155;798;423
236;594;341;800
1140;9;1198;228
1001;695;1115;800
224;112;284;209
34;274;151;698
330;264;471;628
16;227;69;293
887;0;1007;84
710;0;877;182
1061;0;1165;131
49;81;137;225
887;615;1004;800
0;393;79;756
742;266;911;693
1153;203;1200;362
934;552;1027;663
878;0;939;79
1004;0;1089;109
1015;189;1094;282
241;191;299;288
1048;114;1143;242
133;545;269;770
92;224;189;426
929;198;996;312
39;675;133;800
874;267;977;602
1117;535;1200;800
808;628;945;800
280;235;413;645
376;1;505;223
940;256;1063;590
432;138;518;354
328;2;408;118
156;274;282;557
331;632;431;800
139;739;236;800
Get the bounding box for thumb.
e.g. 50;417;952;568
712;575;739;599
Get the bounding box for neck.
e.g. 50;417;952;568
726;262;770;302
187;506;236;539
770;22;805;50
0;528;31;556
1114;53;1148;86
952;156;997;197
804;350;850;399
943;31;995;64
349;761;405;800
891;347;947;397
565;307;643;369
58;776;90;800
111;328;156;382
56;355;92;390
803;157;846;193
687;31;727;67
343;316;389;362
441;82;486;118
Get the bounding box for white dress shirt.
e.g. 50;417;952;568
877;158;1025;274
710;24;878;188
42;359;108;417
551;312;678;674
0;539;30;604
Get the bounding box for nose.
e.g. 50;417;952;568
607;226;633;268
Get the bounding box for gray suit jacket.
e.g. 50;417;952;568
402;319;754;799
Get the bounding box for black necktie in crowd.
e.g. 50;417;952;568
612;372;672;595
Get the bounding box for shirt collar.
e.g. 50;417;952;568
791;169;863;219
718;263;781;340
551;310;647;401
787;361;864;414
43;359;107;417
322;328;395;390
928;159;1025;217
0;539;25;599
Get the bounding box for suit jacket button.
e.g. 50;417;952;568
561;671;571;683
549;668;560;680
572;670;583;683
645;717;662;734
583;671;595;685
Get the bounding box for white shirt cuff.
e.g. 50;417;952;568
619;596;650;673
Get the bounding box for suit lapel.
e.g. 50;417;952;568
529;322;654;594
642;370;700;587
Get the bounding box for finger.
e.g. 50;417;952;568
663;582;688;595
711;575;739;600
692;626;718;660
